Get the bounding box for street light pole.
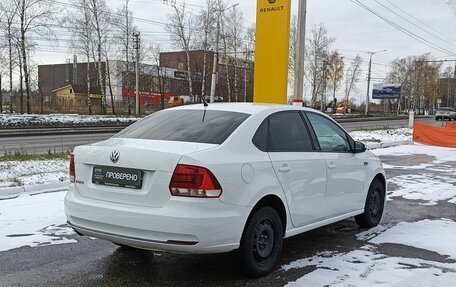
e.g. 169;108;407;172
365;49;387;116
209;3;239;104
293;0;307;104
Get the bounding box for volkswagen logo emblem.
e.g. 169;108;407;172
268;0;276;3
110;150;120;163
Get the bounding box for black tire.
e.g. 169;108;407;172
355;179;385;228
238;206;283;277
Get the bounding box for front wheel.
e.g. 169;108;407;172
238;207;283;277
355;179;385;228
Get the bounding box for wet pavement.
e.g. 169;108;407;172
0;152;455;287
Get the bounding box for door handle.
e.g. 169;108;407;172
327;162;336;170
278;164;291;173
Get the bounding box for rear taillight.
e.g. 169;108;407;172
169;164;222;198
69;154;75;183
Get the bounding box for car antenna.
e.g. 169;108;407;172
201;95;209;107
197;94;209;122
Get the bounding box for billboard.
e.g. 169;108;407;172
373;84;402;99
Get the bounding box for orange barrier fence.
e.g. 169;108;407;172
413;122;456;148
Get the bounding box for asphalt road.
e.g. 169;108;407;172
0;152;454;286
0;117;438;154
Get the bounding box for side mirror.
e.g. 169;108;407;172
354;141;367;153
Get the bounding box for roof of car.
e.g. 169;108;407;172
171;103;318;115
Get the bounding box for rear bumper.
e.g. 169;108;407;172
64;186;250;254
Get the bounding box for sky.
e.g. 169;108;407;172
33;0;456;103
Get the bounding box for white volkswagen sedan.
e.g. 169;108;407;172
65;103;386;277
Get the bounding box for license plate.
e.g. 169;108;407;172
92;166;143;189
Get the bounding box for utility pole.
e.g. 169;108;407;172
133;32;140;115
364;49;388;116
209;3;239;103
322;59;328;112
293;0;307;104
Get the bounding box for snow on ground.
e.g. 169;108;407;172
385;173;456;205
0;113;139;128
0;191;76;252
283;144;456;286
282;247;456;287
0;160;68;188
283;219;456;287
372;144;456;163
368;219;456;260
371;144;456;205
349;128;412;145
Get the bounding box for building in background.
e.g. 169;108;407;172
160;50;254;103
38;50;254;114
52;84;102;113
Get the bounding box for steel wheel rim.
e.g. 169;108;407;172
370;188;382;218
253;219;275;262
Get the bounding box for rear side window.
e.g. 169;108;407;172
252;119;268;152
116;110;250;144
268;112;313;152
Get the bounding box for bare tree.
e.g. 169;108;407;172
114;0;136;114
242;25;255;102
150;45;166;110
166;1;195;102
387;54;441;112
195;0;217;99
69;0;94;114
0;1;18;113
225;6;244;102
305;23;334;108
102;13;120;115
14;0;55;114
326;50;345;108
441;66;454;78
0;50;5;113
344;55;363;102
85;0;110;114
289;16;298;88
16;42;24;113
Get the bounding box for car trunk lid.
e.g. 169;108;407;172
73;138;218;207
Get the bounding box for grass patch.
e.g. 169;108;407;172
0;150;71;162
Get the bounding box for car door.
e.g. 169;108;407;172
305;112;366;217
266;111;327;228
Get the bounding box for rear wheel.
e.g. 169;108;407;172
238;207;283;277
355;179;385;228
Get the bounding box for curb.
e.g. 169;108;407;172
366;140;414;150
0;127;125;137
0;182;68;200
0;186;25;200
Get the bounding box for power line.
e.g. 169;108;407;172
351;0;456;56
375;0;456;48
384;0;456;43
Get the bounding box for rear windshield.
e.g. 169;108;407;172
115;110;250;144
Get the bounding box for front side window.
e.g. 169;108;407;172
268;112;313;152
306;112;350;153
116;110;250;145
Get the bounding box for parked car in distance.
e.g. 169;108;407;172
435;107;456;121
65;103;386;277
